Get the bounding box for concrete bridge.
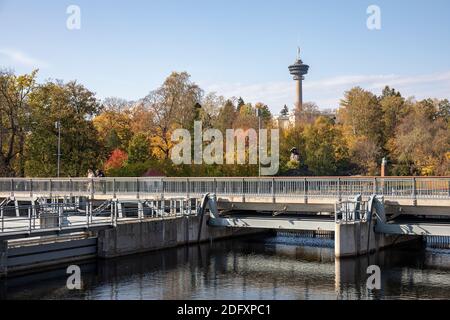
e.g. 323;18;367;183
0;177;449;277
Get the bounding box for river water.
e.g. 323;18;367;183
2;234;450;300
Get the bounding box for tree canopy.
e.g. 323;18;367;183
0;69;448;177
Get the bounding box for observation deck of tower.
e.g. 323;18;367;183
288;48;309;113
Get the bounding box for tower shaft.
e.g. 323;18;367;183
296;79;303;113
288;47;309;122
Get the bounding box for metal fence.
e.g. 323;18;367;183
0;198;199;236
0;177;449;200
335;200;369;224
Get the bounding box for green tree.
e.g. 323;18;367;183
255;103;273;127
279;126;307;175
339;87;384;174
236;97;245;113
0;69;37;176
214;99;236;133
303;117;349;176
127;133;151;164
25;80;102;177
93;110;133;155
380;86;401;99
340;87;384;146
105;129;121;152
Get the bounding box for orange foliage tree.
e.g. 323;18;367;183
104;149;128;172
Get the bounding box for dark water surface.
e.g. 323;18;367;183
2;234;450;300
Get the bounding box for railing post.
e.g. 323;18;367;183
337;178;342;202
113;178;116;199
448;179;450;198
115;200;119;226
59;204;63;232
334;202;338;224
161;178;165;217
186;178;190;198
28;207;32;233
272;178;275;203
242;178;245;203
91;177;95;199
29;178;33;198
138;201;144;221
136;178;140;199
413;177;417;206
49;179;53;198
86;200;90;229
69;178;73;198
10;179;14;197
373;177;378;195
304;178;308;204
110;200;115;226
32;203;36;230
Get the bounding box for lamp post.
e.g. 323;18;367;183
55;121;61;177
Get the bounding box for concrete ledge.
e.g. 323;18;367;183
97;215;263;259
335;221;422;258
0;240;7;278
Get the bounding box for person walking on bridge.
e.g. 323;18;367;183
87;169;95;194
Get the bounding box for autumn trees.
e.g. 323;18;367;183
26;80;102;177
335;86;450;176
0;69;103;177
143;72;202;160
278;85;449;177
0;70;37;176
0;67;448;178
391;100;450;176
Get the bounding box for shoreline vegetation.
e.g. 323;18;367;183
1;69;449;178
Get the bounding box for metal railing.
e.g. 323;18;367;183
0;177;449;200
0;198;199;236
0;202;111;235
335;200;369;224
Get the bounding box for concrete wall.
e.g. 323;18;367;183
0;240;7;278
97;215;262;258
335;221;422;258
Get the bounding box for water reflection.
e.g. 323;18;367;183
2;234;450;300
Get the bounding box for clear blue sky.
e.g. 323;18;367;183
1;0;450;112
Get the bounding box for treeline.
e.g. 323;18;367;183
0;69;449;178
283;87;450;176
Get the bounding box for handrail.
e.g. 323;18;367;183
1;176;449;180
0;177;449;199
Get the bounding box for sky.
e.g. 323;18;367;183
1;0;450;113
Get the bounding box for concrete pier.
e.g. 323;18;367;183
335;220;422;258
97;214;262;258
